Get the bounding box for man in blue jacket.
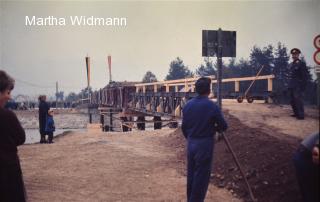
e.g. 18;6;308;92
182;77;228;202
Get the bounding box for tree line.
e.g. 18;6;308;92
142;42;317;104
64;42;317;105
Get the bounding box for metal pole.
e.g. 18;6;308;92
221;132;257;202
217;28;223;108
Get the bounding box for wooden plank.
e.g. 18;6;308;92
215;75;275;83
134;76;215;87
134;75;274;88
166;75;275;87
122;120;176;124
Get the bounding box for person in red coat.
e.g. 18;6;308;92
0;70;26;201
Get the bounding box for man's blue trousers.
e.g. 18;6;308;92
187;137;214;202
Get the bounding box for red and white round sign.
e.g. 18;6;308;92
314;35;320;49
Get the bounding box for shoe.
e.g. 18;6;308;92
48;141;54;144
296;117;304;120
290;114;296;117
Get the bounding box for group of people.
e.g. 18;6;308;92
0;47;318;202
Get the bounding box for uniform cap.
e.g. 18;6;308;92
290;48;301;54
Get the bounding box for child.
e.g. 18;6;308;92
45;109;55;144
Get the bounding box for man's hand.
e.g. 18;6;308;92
215;132;224;142
312;146;319;165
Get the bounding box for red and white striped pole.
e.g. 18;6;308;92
108;55;112;83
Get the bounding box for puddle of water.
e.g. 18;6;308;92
24;128;86;144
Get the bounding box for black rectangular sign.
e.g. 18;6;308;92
202;30;236;57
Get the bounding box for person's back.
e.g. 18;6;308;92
182;77;227;202
0;108;25;164
38;96;50;143
39;100;49;121
0;70;26;202
182;96;227;139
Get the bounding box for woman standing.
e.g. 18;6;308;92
0;70;26;201
38;95;50;143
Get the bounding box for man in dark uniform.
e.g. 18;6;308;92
182;77;228;202
288;48;309;120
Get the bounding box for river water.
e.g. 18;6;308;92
24;128;86;144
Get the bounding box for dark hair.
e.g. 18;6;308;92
38;95;46;102
195;77;211;95
0;70;15;93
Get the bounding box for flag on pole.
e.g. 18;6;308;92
86;56;90;87
108;55;112;83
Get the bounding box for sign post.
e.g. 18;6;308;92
217;28;223;107
202;28;236;108
313;35;320;107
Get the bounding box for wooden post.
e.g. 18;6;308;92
100;114;104;131
184;79;188;92
267;78;273;92
191;85;195;92
154;84;158;93
175;85;179;92
109;108;113;131
165;84;170;92
235;81;240;92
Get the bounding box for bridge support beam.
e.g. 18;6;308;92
153;116;162;130
137;116;145;130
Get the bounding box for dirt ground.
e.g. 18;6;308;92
19;129;240;202
222;99;319;139
17;101;319;202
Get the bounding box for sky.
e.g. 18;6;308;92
0;0;319;99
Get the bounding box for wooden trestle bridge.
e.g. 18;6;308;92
89;74;275;131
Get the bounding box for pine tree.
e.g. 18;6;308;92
165;57;193;80
142;71;158;83
196;57;216;76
